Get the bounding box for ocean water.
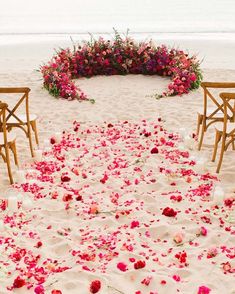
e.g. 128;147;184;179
1;0;235;35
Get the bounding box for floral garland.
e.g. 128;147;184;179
40;30;202;101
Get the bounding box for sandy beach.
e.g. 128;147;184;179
0;36;234;293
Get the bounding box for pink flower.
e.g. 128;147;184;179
89;204;99;214
117;262;128;272
222;262;232;272
207;247;218;258
173;232;184;244
200;226;207;236
172;275;181;282
197;286;211;294
190;73;197;82
34;285;45;294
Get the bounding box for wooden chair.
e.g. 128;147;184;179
0;102;18;184
212;92;235;173
0;88;39;157
197;82;235;150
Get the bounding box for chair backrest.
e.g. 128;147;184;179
0;102;9;145
0;87;31;124
201;82;235;120
219;92;235;134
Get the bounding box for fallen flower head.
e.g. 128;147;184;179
134;260;146;269
162;207;177;217
90;280;101;293
173;232;184;244
197;285;211;294
13;276;26;289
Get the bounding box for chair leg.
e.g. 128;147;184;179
196;114;202;136
212;130;221;162
27;123;34;157
198;117;206;151
10;141;19;167
5;145;13;184
0;146;6;162
31;120;39;146
216;134;226;173
232;136;235;150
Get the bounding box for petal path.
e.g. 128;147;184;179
0;119;234;294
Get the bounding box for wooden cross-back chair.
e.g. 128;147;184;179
197;82;235;150
212;92;235;173
0;87;39;157
0;102;18;184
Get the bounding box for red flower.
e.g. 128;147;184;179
50;137;56;144
61;175;71;182
175;251;187;264
144;132;151;137
162;207;177;217
63;194;73;201
224;197;234;208
90;280;101;293
100;173;108;184
13;276;26;288
51;290;62;294
130;220;140;229
117;262;128;272
76;195;83;201
141;276;152;286
35;241;43;248
170;195;182;202
134;260;146;269
150;147;159;154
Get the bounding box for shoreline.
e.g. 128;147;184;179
1;33;235;70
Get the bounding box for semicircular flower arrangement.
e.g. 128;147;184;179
40;29;203;101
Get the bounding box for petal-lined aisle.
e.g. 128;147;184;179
0;119;234;293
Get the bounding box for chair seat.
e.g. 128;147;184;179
7;114;37;124
214;122;235;134
0;131;16;145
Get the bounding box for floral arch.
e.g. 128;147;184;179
40;31;202;101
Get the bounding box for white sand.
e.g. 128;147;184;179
0;38;234;293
